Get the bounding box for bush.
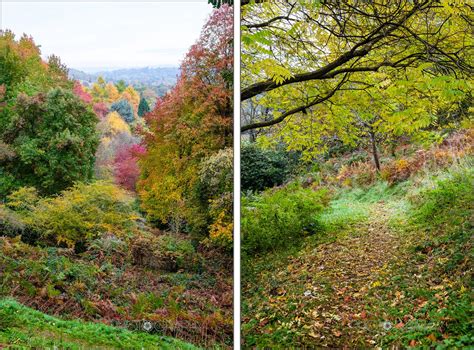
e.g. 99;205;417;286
411;168;473;232
6;186;39;212
241;143;299;192
26;181;138;250
241;184;329;255
196;148;233;248
131;233;198;272
0;205;25;237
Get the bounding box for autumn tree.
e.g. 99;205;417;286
138;4;233;236
90;76;106;102
115;80;127;93
121;85;140;116
240;0;473;168
72;81;92;104
94;111;136;179
113;143;146;192
0;30;70;102
105;82;120;103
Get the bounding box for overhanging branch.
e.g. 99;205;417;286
241;74;349;132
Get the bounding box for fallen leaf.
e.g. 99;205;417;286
395;322;404;329
333;330;342;337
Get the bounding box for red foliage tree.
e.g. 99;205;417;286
72;81;92;104
93;102;109;119
114;143;146;192
138;5;233;234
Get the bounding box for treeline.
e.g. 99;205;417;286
0;3;234;250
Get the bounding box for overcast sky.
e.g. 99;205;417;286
1;1;212;72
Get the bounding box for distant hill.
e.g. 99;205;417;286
69;67;180;96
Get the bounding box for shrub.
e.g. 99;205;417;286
241;143;299;192
27;181;137;250
131;233;198;272
411;168;473;232
380;157;421;184
336;161;377;187
196;148;233;248
241;184;329;255
0;205;25;237
6;186;39;212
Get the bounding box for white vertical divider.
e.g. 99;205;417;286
233;0;241;348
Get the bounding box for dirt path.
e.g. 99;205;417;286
245;202;403;348
291;203;401;347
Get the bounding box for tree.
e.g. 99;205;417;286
137;96;150;117
110;99;134;123
115;80;127;93
1;88;99;195
113;143;146;192
240;1;473;132
98;111;131;138
138;4;233;235
93;102;108;119
105;82;120;103
72;81;92;104
121;85;140;116
0;30;70;102
90;76;107;102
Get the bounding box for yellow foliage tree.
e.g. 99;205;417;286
121;86;140;116
105;82;120;103
98;111;131;138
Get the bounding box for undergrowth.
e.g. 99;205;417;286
242;156;473;349
0;298;198;349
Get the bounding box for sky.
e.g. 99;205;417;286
1;1;212;72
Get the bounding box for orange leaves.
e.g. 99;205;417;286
139;6;233;235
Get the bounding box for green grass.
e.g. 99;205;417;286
0;298;199;350
242;162;474;349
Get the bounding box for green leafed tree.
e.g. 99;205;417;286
1;88;99;195
115;80;127;93
137;95;151;117
240;0;473;168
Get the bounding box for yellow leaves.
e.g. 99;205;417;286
105;83;120;103
251;59;293;85
29;181;136;248
121;86;140;113
99;112;131;137
371;281;382;288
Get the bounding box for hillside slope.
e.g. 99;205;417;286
0;298;198;349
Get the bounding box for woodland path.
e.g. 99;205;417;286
251;202;407;348
292;203;402;348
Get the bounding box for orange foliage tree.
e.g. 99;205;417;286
138;5;233;238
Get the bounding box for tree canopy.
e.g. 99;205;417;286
241;0;473;134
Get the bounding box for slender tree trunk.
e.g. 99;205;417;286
369;131;381;172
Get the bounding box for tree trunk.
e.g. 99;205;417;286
369;131;381;172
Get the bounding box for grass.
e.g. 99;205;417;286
241;162;474;349
0;233;233;348
0;298;199;349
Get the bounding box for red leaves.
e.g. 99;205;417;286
72;81;92;104
113;143;146;192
